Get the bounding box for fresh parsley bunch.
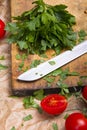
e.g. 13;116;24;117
6;0;81;54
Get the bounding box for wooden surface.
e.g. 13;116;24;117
11;0;87;96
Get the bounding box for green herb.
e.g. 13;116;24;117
59;68;79;79
77;75;87;87
15;54;21;60
33;89;45;100
43;68;62;86
40;54;48;58
80;75;87;79
6;0;85;55
18;61;24;71
0;55;5;60
82;108;87;118
23;96;42;113
44;68;79;96
57;80;69;95
30;59;44;68
49;68;62;76
56;68;79;96
44;76;55;83
10;126;16;130
9;95;19;98
23;114;33;121
78;30;87;42
64;113;69;119
23;66;29;72
16;53;27;60
77;80;83;86
21;53;27;60
0;64;8;70
59;68;69;79
52;123;58;130
48;61;56;65
16;53;28;71
47;83;51;87
23;96;37;108
73;90;81;97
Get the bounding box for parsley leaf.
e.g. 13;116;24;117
44;76;55;83
15;54;21;60
33;89;45;100
18;61;24;71
48;61;56;65
78;30;87;42
64;113;69;119
23;96;42;113
23;114;32;121
10;126;16;130
23;96;38;109
30;59;44;68
52;123;58;130
0;64;8;70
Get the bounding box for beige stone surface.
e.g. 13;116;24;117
0;0;87;130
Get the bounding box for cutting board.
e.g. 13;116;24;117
11;0;87;96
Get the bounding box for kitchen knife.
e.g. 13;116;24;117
17;40;87;81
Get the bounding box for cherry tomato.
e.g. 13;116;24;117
41;94;68;115
65;112;87;130
0;19;6;39
82;85;87;100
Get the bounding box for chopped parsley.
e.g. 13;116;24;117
33;89;45;100
15;53;28;71
0;64;8;70
23;96;42;113
78;30;87;42
64;113;69;119
30;59;44;68
18;61;24;71
15;54;21;60
10;126;16;130
23;114;33;121
48;61;56;65
52;123;58;130
6;0;87;55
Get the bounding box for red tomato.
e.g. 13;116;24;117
0;19;6;39
82;85;87;100
41;94;68;115
65;112;87;130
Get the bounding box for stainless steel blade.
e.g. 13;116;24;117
17;40;87;81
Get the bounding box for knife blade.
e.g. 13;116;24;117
17;40;87;81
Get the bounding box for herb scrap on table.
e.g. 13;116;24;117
23;114;33;121
23;96;42;113
10;126;16;130
0;64;8;70
52;122;58;130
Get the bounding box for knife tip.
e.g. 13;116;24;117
17;75;38;82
